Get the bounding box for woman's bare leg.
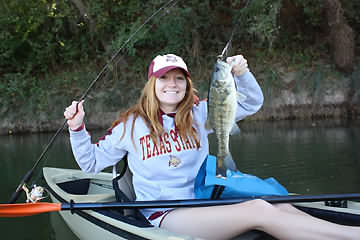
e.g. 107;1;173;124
160;199;360;240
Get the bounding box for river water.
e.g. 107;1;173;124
1;119;360;240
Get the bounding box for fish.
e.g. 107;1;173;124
206;58;246;177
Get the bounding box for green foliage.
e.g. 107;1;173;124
233;0;282;50
0;72;50;116
1;0;359;117
0;0;92;74
2;0;359;77
293;0;324;27
259;66;283;104
342;0;360;34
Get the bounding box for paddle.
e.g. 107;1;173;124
7;0;180;204
1;193;360;217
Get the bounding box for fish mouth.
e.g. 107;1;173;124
214;60;231;72
216;59;230;66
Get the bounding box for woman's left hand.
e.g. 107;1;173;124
226;55;248;77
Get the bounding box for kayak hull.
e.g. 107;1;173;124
43;167;360;240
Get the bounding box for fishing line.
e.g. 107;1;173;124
9;0;180;204
220;0;253;59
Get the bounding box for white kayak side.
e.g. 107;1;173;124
43;167;360;240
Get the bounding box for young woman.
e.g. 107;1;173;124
64;54;360;240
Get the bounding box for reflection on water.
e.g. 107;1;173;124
1;120;360;240
229;119;360;194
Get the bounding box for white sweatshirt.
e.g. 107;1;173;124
69;70;263;219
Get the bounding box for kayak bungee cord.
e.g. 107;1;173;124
8;0;180;204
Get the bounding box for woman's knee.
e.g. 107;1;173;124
234;199;277;227
242;199;275;211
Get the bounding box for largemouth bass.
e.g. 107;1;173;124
207;59;246;177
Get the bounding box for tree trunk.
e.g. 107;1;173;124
325;0;355;72
280;0;305;35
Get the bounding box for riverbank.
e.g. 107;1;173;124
2;62;360;135
2;92;360;136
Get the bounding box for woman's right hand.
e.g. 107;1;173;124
226;55;248;77
64;100;85;131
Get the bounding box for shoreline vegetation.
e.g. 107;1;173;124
1;60;359;135
1;1;359;135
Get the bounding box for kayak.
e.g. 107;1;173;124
42;167;360;240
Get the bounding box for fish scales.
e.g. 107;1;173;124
207;59;238;176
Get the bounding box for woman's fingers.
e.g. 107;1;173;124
77;100;84;114
226;55;249;77
64;100;85;130
64;100;84;119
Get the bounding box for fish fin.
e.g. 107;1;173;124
237;92;247;103
205;119;212;130
216;154;238;177
224;153;238;172
230;123;241;135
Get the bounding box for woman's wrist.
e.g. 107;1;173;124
70;122;85;132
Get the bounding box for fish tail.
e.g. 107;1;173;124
216;155;226;177
217;155;224;169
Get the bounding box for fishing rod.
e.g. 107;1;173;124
2;193;360;217
218;0;253;61
8;0;180;204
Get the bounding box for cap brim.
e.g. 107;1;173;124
153;66;190;78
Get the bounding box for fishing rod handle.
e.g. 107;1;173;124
8;170;33;203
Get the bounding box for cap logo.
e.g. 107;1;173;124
166;55;178;63
148;54;190;80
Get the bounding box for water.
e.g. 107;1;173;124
227;119;360;194
1;120;360;240
0;133;80;240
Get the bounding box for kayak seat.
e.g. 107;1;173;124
112;155;151;227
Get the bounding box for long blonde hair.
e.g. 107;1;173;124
112;73;200;149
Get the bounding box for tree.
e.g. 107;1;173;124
325;0;355;72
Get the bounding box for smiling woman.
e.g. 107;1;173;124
151;54;189;114
155;68;187;113
63;53;264;235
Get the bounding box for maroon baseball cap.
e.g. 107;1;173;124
148;54;190;80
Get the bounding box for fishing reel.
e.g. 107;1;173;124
22;184;48;203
